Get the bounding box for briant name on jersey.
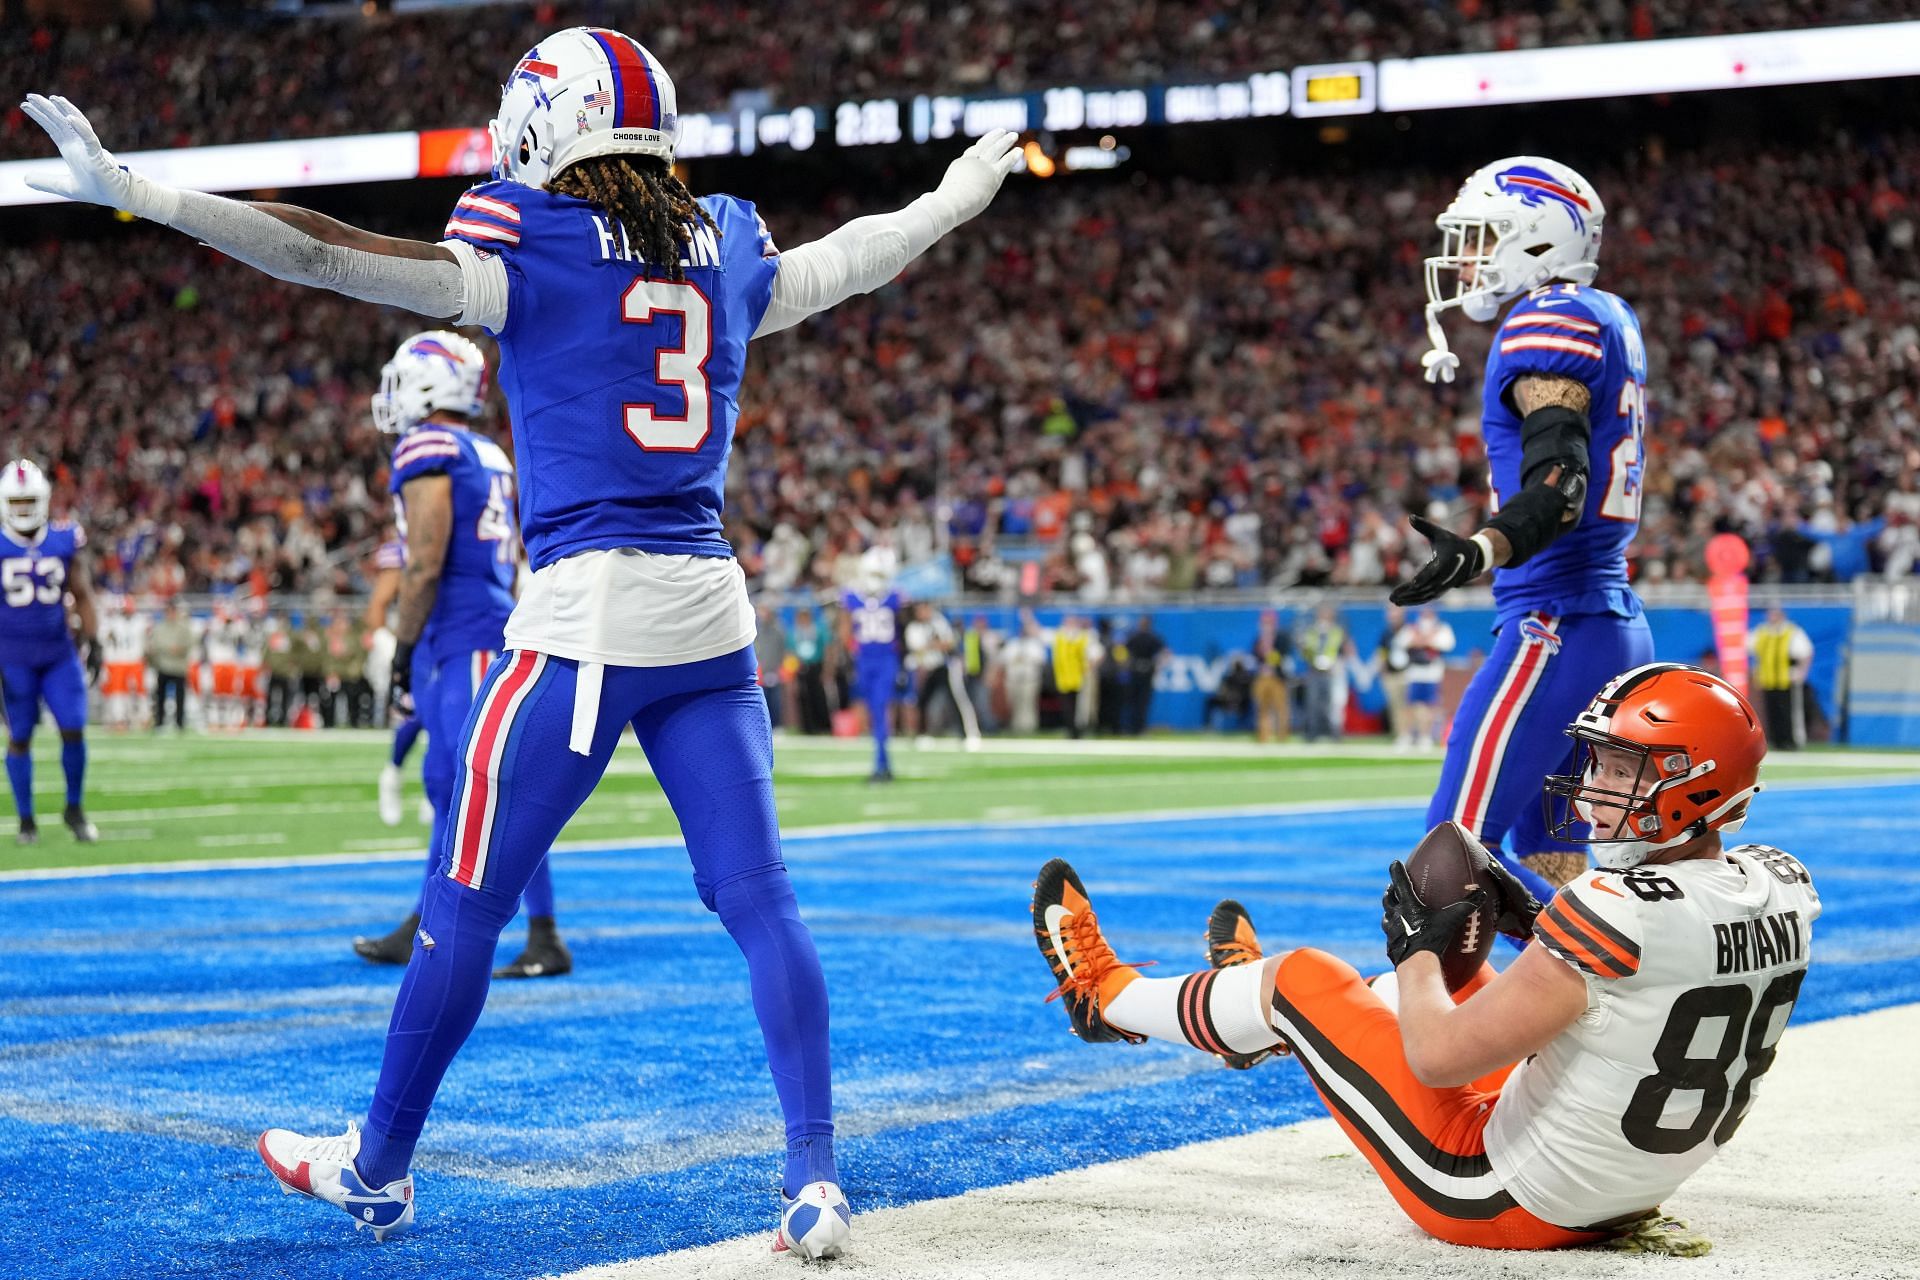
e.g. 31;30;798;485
592;214;721;269
1713;910;1805;976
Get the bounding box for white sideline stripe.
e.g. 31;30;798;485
554;1003;1920;1280
5;774;1916;883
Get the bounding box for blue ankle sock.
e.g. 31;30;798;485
5;753;31;821
60;739;85;809
355;1118;414;1189
783;1134;839;1198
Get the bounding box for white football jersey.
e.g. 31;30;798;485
204;621;240;665
101;613;149;664
1484;845;1820;1229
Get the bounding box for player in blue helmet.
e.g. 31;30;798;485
841;546;903;782
349;331;571;980
0;459;99;845
26;28;1019;1254
1392;156;1655;901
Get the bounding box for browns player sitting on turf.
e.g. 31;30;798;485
1033;663;1817;1253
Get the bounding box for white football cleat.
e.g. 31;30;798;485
377;764;403;827
257;1121;415;1241
774;1181;851;1260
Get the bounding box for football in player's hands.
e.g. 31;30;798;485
1403;821;1499;991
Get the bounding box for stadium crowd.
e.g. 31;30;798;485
2;0;1913;159
4;129;1916;602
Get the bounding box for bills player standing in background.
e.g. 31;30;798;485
842;547;903;782
1393;157;1654;900
0;460;99;844
24;24;1018;1252
1036;665;1814;1253
350;331;571;981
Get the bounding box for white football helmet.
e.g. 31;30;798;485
489;27;679;189
0;459;51;537
858;546;898;594
371;332;489;435
1420;156;1605;383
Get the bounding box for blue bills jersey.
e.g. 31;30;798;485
390;426;517;658
843;591;901;669
442;182;780;570
1482;283;1647;624
0;522;83;664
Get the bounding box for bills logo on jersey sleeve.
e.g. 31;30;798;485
1495;164;1593;233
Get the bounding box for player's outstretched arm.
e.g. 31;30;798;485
753;130;1022;338
1390;373;1593;606
22;95;463;319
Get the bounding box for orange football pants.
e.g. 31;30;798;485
1268;948;1610;1250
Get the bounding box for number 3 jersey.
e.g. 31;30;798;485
390;425;517;659
442;180;777;668
1483;846;1821;1229
0;522;83;663
1482;284;1647;626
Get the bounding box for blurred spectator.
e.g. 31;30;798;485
1749;605;1814;750
790;606;831;734
1298;603;1349;742
1121;614;1166;735
754;602;789;729
1394;605;1455;749
1375;604;1411;747
1251;608;1294;743
147;597;193;730
1203;655;1256;733
1051;613;1097;739
1002;611;1048;734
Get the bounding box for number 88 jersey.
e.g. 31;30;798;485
1483;846;1821;1230
1481;282;1647;626
441;180;779;572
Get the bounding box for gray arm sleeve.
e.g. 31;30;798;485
166;190;466;319
753;195;951;339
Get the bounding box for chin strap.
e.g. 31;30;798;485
1421;303;1460;385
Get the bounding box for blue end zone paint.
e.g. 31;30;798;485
1;785;1915;1280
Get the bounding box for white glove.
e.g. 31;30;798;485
20;94;179;223
927;128;1022;230
1421;348;1460;385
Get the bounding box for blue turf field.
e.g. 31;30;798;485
3;783;1917;1280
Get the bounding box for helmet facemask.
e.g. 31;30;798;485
1543;730;1726;870
0;461;51;537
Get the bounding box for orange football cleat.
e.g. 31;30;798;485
1032;858;1146;1044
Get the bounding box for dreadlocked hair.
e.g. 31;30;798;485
549;155;718;282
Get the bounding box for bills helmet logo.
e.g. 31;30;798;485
1495;165;1592;233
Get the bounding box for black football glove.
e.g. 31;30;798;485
81;636;102;686
1480;853;1545;940
1381;859;1492;969
389;640;416;718
1389;515;1488;606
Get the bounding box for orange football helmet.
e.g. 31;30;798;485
1543;663;1766;869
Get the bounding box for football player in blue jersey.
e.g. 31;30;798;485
841;546;903;782
0;460;99;845
350;332;572;980
1392;157;1655;900
27;27;1019;1254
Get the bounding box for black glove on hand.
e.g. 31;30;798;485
1389;515;1488;606
1480;853;1546;940
1381;859;1492;969
389;640;416;718
82;636;102;685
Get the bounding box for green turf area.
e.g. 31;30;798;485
4;730;1916;873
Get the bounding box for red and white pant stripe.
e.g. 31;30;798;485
450;650;546;890
1452;614;1558;836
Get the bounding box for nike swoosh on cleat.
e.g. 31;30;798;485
1044;904;1075;975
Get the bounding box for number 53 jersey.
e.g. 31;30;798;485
1484;846;1821;1229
